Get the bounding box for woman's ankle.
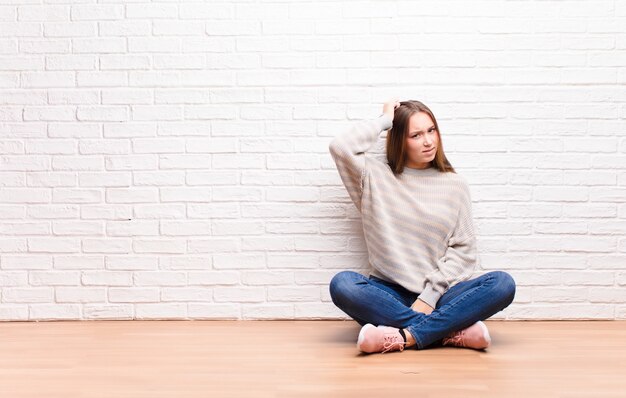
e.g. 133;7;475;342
403;329;417;348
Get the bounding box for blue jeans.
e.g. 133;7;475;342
329;270;516;349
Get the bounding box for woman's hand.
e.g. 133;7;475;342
382;99;401;121
411;298;434;315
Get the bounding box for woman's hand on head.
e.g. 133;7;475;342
382;99;401;121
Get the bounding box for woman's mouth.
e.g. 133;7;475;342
423;147;435;154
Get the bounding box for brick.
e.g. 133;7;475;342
214;287;265;303
72;38;125;53
46;55;96;70
44;22;95;37
70;5;123;21
48;91;99;106
126;4;178;19
186;138;236;154
132;268;182;286
160;256;212;272
241;237;294;251
133;172;185;187
106;188;158;203
242;305;293;319
295;303;347;319
160;187;211;202
30;305;80;320
135;304;187;319
77;72;126;87
109;288;158;303
25;137;75;154
188;272;239;286
3;287;53;303
102;89;152;105
2;256;52;270
213;254;266;270
161;288;212;302
0;188;51;203
55;256;103;270
188;238;240;254
105;256;157;271
22;72;74;88
82;239;131;254
188;304;240;319
77;106;128;121
18;5;69;21
242;271;293;286
106;220;159;237
268;287;319;302
0;272;28;286
52;221;103;236
0;306;29;321
84;305;133;320
81;271;132;286
160;221;212;236
56;287;106;303
81;205;131;220
133;239;186;254
79;170;128;188
100;55;150;70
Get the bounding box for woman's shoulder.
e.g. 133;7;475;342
446;171;468;185
446;172;472;201
431;170;470;197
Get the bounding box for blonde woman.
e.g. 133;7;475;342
328;100;515;354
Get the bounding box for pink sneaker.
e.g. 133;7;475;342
442;321;491;350
356;323;407;354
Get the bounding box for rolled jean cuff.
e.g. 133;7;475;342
406;325;425;350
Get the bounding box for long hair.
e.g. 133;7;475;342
386;100;456;175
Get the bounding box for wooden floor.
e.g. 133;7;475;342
0;320;625;397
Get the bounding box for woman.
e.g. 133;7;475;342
328;99;516;354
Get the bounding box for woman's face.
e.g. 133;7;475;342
404;112;439;169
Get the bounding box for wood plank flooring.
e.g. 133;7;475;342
0;320;624;397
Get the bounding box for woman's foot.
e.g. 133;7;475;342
356;324;407;354
441;321;491;350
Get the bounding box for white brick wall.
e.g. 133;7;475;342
0;0;625;321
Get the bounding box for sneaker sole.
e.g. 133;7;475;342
357;323;376;351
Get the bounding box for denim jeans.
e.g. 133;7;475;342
329;270;516;349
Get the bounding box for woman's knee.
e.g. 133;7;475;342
329;270;362;305
490;271;516;304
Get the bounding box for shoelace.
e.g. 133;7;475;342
443;330;465;347
381;333;406;354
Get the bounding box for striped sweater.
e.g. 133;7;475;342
329;113;480;309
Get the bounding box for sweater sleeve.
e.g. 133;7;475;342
328;113;393;211
417;180;479;309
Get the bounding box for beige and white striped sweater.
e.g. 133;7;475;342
329;113;480;309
